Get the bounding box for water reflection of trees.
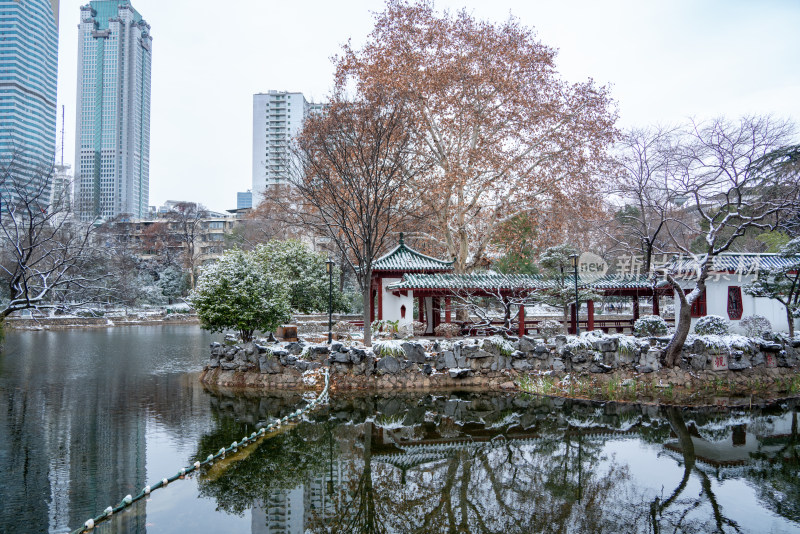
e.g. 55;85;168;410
650;407;742;533
195;391;800;533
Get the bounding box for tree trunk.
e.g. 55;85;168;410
562;305;569;334
787;304;795;338
362;284;372;347
664;280;693;368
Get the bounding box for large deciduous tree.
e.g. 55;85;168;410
661;118;800;367
0;159;101;322
606;127;694;273
165;201;210;289
292;96;419;347
335;0;617;273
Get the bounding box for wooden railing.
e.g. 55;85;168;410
347;317;675;337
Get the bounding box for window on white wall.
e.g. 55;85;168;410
727;286;743;320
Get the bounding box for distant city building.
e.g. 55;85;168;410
251;91;327;199
49;163;73;212
0;0;59;204
237;190;253;210
74;0;152;221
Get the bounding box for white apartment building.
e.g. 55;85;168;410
251;91;326;202
75;0;152;221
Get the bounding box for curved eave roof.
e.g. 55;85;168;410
372;243;454;273
386;274;668;292
670;253;799;274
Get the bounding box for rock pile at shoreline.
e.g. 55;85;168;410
201;332;800;391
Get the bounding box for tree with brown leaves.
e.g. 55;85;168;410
335;0;617;273
291;96;420;347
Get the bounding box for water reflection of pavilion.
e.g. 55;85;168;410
663;410;799;478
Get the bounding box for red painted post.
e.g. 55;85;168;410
518;305;525;337
445;297;451;323
653;295;660;316
632;297;640;321
587;300;594;331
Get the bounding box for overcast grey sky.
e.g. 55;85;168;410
55;0;800;213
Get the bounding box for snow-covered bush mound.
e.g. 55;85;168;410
633;315;668;337
739;315;772;338
412;321;425;336
694;315;730;336
538;319;563;342
333;320;354;333
373;339;406;358
434;322;461;338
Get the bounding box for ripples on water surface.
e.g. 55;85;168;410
0;326;798;533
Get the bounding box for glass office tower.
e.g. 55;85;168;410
75;0;151;220
0;0;59;204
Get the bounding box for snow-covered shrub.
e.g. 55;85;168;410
694;315;730;336
372;319;399;334
538;320;563;342
633;315;668;337
189;249;291;342
251;240;348;314
332;320;354;334
373;339;405;358
739;315;772;338
412;321;425;336
434;323;461;338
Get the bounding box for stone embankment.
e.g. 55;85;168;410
6;313;198;330
199;331;800;392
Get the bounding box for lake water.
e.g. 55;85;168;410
0;326;798;533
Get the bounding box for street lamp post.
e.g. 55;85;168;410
570;254;580;335
326;259;335;344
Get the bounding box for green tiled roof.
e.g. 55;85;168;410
670;253;799;273
372;234;454;272
386;273;666;291
90;1;143;30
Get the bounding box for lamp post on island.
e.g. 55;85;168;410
570;254;580;335
326;258;335;344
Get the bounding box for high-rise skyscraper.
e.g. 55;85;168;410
0;0;59;202
251;91;327;202
75;0;152;221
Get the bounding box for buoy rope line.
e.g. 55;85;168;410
71;368;330;533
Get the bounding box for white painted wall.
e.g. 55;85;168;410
675;275;796;333
381;277;413;329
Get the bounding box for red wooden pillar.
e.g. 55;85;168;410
587;300;594;331
370;287;376;323
418;297;424;322
432;297;441;331
518;305;525;337
445;297;451;323
632;296;640;321
652;294;660;316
